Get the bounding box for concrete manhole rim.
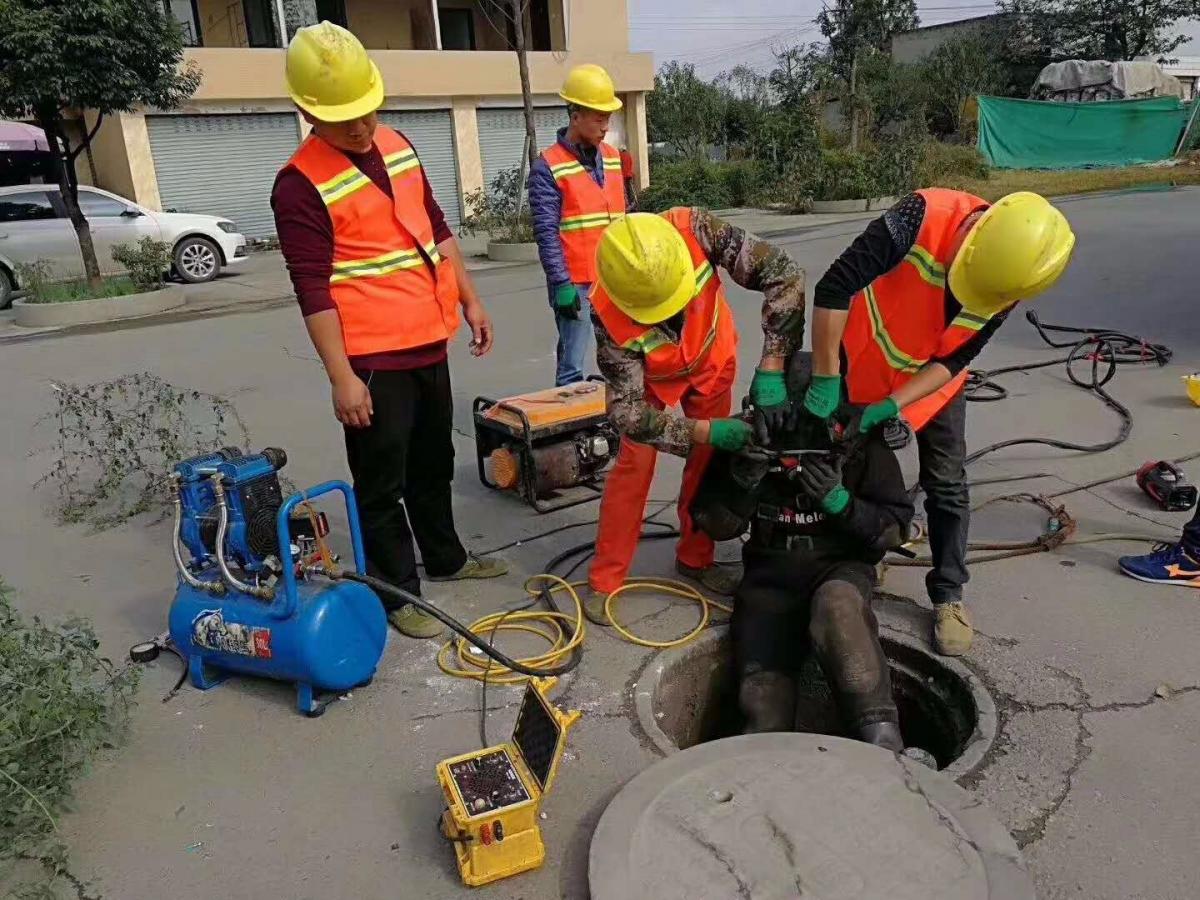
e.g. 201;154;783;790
589;732;1033;900
633;624;999;781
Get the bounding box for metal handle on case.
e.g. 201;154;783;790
271;480;366;620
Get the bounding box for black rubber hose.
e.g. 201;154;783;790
337;570;583;677
962;312;1169;466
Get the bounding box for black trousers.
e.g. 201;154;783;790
343;362;467;607
916;388;970;605
733;545;898;732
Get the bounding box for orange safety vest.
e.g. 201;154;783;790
541;139;626;284
843;188;991;430
591;207;738;407
286;126;460;356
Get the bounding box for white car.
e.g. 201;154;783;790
0;184;248;308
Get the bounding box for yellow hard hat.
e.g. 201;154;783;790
286;22;384;122
948;192;1076;318
559;64;623;112
596;213;695;324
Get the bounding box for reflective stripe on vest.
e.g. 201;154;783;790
842;188;990;430
591;207;737;407
541;139;626;283
285;125;460;356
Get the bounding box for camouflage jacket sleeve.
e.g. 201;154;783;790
591;312;696;457
690;207;806;358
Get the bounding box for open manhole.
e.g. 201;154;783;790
634;626;997;778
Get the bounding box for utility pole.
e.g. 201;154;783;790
509;0;539;171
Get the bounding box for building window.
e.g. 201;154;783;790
162;0;202;46
242;0;279;47
439;8;476;50
316;0;348;28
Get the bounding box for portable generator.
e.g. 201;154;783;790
436;678;580;887
474;381;617;513
165;447;386;716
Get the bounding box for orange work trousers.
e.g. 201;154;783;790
589;371;734;593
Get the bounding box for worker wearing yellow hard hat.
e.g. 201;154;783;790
583;208;806;624
529;64;630;387
797;189;1076;657
273;22;507;640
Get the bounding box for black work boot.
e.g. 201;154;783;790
739;671;797;733
859;721;905;753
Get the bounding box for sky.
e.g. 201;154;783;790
627;0;1200;78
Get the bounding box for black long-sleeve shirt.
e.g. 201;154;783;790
813;193;1007;375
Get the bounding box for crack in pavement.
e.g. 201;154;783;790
996;673;1200;849
762;812;805;894
897;760;985;870
671;817;755;899
17;855;101;900
1011;704;1091;849
409;703;519;722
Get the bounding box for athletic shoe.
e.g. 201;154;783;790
426;553;509;581
1118;542;1200;588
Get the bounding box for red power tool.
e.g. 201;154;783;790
1136;461;1198;512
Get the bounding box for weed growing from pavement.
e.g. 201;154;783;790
39;372;249;529
0;579;139;897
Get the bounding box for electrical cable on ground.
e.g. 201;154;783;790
892;313;1188;567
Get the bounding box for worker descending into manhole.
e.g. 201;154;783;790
584;210;806;622
692;352;916;754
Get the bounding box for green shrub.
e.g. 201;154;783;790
111;237;171;291
13;260;139;305
916;141;990;187
716;160;772;208
639;158;734;212
0;579;139;896
459;166;534;244
812;149;875;201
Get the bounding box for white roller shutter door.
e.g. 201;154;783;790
477;106;569;189
147;113;300;240
377;110;461;228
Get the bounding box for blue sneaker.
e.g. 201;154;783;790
1118;542;1200;588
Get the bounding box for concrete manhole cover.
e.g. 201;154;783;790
634;626;998;779
589;733;1033;900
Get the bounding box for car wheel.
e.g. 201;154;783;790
174;236;222;284
0;268;13;311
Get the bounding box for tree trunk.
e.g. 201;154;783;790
849;50;860;152
39;112;102;290
510;0;538;172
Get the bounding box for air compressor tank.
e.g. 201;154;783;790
167;480;386;716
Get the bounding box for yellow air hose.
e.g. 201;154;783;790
436;574;733;683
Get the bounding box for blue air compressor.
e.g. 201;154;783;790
163;447;387;716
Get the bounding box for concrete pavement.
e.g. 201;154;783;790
1;188;1198;899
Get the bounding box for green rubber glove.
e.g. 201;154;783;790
749;368;788;408
797;457;850;515
553;283;581;320
708;418;753;452
803;374;843;419
859;396;901;432
822;485;851;515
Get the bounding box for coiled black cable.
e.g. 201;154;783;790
963;311;1171;465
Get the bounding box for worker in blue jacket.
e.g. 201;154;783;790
528;64;630;386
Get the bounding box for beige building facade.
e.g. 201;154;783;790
86;0;652;238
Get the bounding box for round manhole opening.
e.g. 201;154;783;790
634;626;997;778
